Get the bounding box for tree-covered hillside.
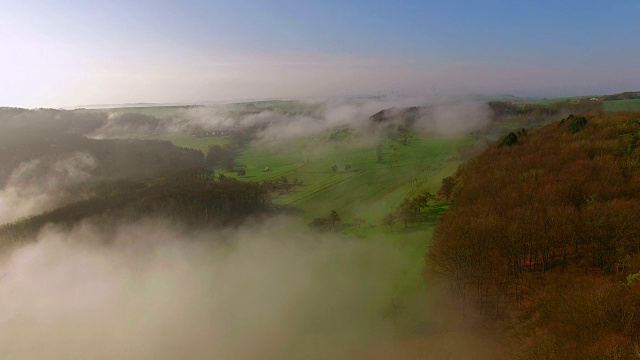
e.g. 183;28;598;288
429;111;640;359
0;171;272;244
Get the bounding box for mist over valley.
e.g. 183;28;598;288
2;1;640;358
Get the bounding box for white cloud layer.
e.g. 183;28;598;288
0;219;409;359
0;152;96;224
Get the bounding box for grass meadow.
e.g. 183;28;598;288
603;98;640;112
148;134;230;154
159;130;474;297
226;133;474;297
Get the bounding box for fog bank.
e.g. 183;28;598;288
0;152;96;225
94;97;493;143
0;219;410;359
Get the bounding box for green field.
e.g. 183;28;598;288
521;96;640;112
604;99;640;112
232;135;469;220
149;123;477;299
226;100;323;114
219;133;474;296
147;134;229;154
100;100;322;118
100;105;201;118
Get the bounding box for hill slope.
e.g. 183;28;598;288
428;111;640;359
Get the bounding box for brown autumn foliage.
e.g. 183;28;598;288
428;111;640;359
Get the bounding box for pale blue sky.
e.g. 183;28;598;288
1;0;639;107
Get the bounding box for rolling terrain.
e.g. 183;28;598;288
2;92;639;359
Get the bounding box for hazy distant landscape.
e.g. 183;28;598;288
2;1;640;359
1;91;639;359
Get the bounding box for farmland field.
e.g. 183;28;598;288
232;135;470;222
99;105;202;118
147;134;229;154
228;133;474;297
90;99;569;302
159;129;474;297
603;98;640;112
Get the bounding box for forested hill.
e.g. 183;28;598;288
429;111;640;359
0;172;272;244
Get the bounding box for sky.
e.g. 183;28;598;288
1;0;639;108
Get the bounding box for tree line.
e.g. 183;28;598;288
382;191;435;231
0;169;272;245
1;133;205;186
487;99;603;121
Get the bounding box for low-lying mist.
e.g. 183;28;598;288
0;218;414;359
0;98;503;359
0;152;96;224
92;97;492;143
185;97;491;143
0;217;502;359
